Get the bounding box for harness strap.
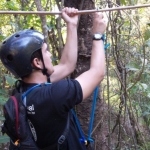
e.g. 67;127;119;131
21;82;70;149
71;109;87;145
22;83;51;106
57;112;70;150
71;80;99;146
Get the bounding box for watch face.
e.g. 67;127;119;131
93;33;102;40
95;34;102;39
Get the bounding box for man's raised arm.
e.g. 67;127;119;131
76;12;107;100
51;7;78;82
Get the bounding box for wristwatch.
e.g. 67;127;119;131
93;33;104;41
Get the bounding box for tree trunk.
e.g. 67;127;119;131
64;0;109;149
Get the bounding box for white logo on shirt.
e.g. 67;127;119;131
27;104;35;114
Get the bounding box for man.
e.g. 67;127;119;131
0;7;107;150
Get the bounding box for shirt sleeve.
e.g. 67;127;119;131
49;79;83;115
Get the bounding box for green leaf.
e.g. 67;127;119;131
5;75;16;86
0;116;5;121
125;66;139;71
0;35;5;40
145;39;150;47
0;89;7;95
130;0;136;5
140;83;148;90
142;111;150;116
147;93;150;98
7;1;19;11
120;0;126;5
27;15;34;23
146;22;150;26
126;63;140;71
0;95;7;105
144;30;150;41
0;135;10;144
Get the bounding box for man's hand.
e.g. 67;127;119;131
61;7;78;26
92;12;107;34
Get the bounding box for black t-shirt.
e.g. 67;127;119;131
21;79;87;150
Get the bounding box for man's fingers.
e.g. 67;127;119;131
62;7;78;16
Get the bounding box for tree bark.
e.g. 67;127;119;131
64;0;109;149
34;0;49;50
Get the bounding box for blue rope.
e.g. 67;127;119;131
71;109;87;144
87;86;99;142
104;43;110;50
72;35;110;145
22;83;51;100
71;87;99;145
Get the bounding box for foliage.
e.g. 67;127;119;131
0;0;150;149
101;0;150;149
0;0;63;147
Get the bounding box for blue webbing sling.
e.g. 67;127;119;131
71;87;99;146
71;35;110;147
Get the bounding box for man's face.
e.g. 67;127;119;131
41;43;54;75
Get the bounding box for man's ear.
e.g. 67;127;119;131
32;58;42;69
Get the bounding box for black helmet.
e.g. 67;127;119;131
0;29;44;77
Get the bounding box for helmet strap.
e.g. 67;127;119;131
39;49;51;83
42;68;51;83
31;66;51;83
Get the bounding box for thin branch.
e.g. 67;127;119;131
0;4;150;15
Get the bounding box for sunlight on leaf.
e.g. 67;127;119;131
0;116;5;121
0;135;9;144
126;67;139;71
4;75;16;86
120;0;126;5
139;83;148;90
147;93;150;98
142;111;150;116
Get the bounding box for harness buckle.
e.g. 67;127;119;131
14;139;20;146
58;135;66;145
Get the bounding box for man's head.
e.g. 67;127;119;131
0;29;49;78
